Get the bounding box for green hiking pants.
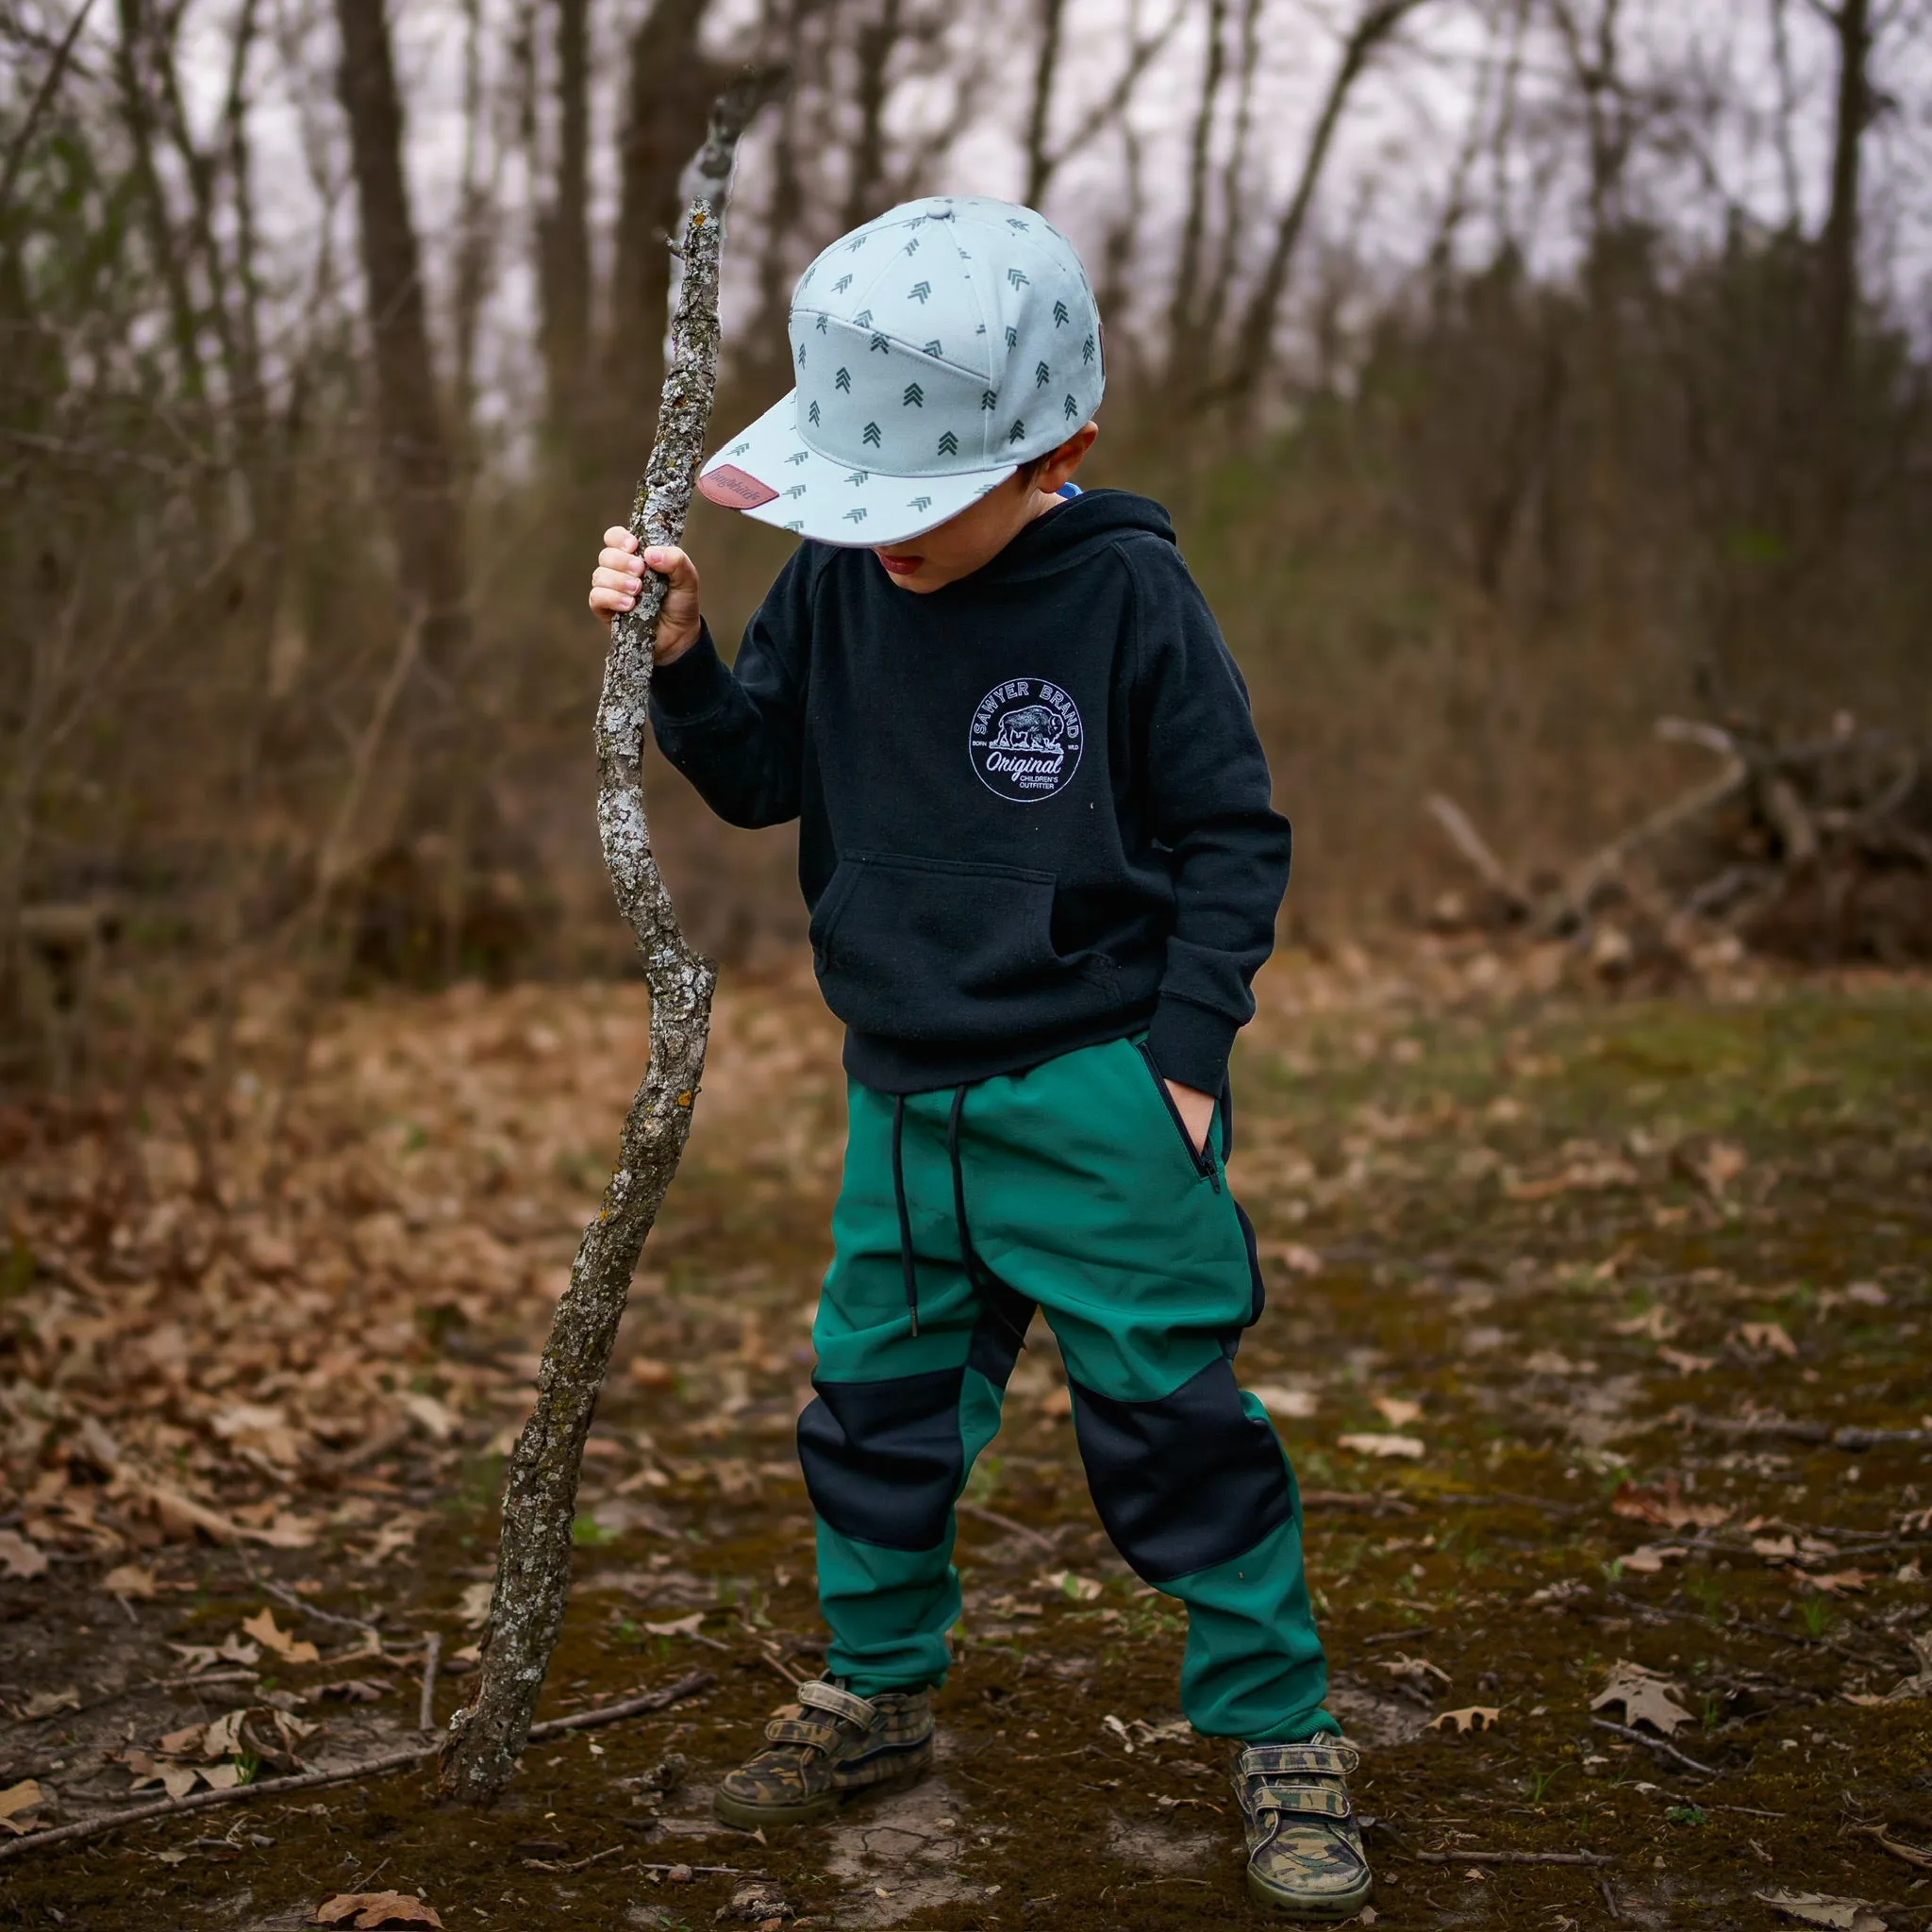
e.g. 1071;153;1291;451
797;1034;1336;1743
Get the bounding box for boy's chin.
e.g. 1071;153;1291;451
874;551;947;592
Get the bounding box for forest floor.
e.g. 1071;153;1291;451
0;944;1928;1931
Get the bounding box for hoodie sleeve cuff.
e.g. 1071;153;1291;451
648;621;731;721
1145;997;1239;1097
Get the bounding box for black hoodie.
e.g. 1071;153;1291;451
648;488;1291;1097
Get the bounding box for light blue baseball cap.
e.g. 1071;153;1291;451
697;196;1105;548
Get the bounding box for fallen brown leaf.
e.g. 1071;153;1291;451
0;1531;48;1580
1252;1384;1319;1420
242;1606;322;1663
1257;1240;1324;1276
1610;1476;1728;1531
1591;1661;1693;1737
1737;1321;1797;1358
1618;1542;1687;1574
0;1779;45;1833
1427;1707;1500;1733
1753;1891;1888;1931
1796;1569;1870;1595
102;1562;158;1599
316;1894;444;1929
1338;1432;1424;1460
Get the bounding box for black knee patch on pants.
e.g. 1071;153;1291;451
799;1369;963;1551
966;1278;1035;1390
1070;1358;1292;1583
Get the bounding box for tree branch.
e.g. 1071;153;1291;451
434;73;776;1807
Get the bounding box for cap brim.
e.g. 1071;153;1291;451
696;391;1018;548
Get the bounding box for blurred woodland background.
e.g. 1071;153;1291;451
3;0;1931;1092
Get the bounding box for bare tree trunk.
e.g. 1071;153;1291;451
1198;0;1260;352
1164;0;1224;381
1220;0;1427;401
450;0;496;475
334;0;469;682
1022;0;1066;209
608;0;725;472
115;0;205;400
438;74;778;1807
540;0;593;447
1816;0;1872;527
842;0;904;231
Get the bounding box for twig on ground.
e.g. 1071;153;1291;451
0;1670;713;1862
1590;1717;1720;1777
523;1843;625;1874
145;1669;261;1693
633;1861;761;1877
753;1641;806;1690
1851;1822;1932;1871
1300;1490;1419;1517
1415;1849;1613;1866
1435;1491;1583;1517
254;1575;382;1637
418;1631;441;1732
957;1503;1058;1552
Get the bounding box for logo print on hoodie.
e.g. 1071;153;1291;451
968;678;1083;802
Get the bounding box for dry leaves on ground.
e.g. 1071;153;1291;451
1338;1432;1424;1459
316;1894;444;1929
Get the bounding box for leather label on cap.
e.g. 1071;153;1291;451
699;463;779;509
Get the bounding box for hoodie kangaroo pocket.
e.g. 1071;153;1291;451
810;852;1115;1042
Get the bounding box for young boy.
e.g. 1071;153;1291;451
587;195;1370;1920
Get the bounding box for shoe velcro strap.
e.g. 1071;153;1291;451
796;1680;882;1729
764;1715;840;1749
1250;1780;1354;1821
1239;1742;1359;1779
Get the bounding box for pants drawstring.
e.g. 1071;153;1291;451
891;1094;920;1338
892;1082;1026;1350
946;1085;983;1290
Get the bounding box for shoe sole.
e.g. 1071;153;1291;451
712;1750;934;1831
1245;1870;1375;1921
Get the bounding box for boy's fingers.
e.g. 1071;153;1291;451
599;546;644;575
604;526;636;550
641;544;693;579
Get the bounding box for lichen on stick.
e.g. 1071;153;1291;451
438;73;778;1806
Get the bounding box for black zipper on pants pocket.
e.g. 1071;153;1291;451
1137;1042;1221;1191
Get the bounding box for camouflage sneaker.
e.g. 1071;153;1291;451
1232;1740;1374;1920
713;1678;934;1829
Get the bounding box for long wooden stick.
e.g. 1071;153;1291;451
0;1671;715;1862
437;75;778;1805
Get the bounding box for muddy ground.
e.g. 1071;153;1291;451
0;947;1928;1929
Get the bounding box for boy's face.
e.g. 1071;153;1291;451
871;423;1098;594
